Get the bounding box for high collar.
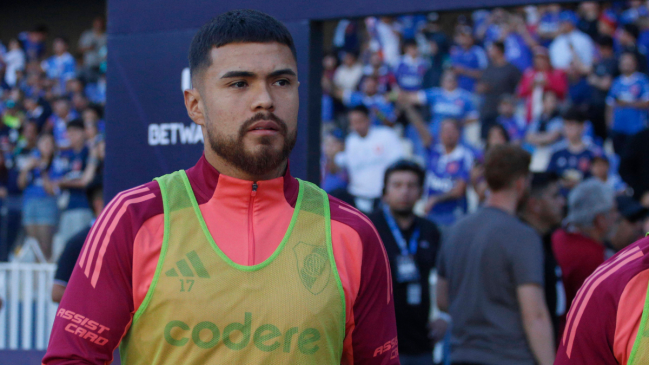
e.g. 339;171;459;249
185;153;300;207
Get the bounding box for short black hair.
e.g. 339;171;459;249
54;36;69;45
562;106;588;124
596;35;614;49
349;104;370;117
67;119;85;130
382;159;426;196
188;9;296;80
530;172;559;196
402;39;418;52
491;41;505;55
591;155;609;165
623;23;640;40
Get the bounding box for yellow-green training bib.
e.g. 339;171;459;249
120;170;346;364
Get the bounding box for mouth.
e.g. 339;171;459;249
247;120;281;136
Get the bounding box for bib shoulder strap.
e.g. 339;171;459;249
154;170;193;213
295;179;330;217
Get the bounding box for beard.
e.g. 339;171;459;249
391;206;414;218
207;112;297;177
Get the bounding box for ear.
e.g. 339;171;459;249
515;176;525;193
184;88;205;127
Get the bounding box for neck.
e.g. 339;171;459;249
494;57;506;66
486;190;519;215
204;148;287;181
390;208;415;230
444;144;456;154
568;139;584;150
624;72;635;77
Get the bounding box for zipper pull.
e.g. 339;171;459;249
251;182;258;197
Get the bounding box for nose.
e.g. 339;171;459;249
251;83;274;113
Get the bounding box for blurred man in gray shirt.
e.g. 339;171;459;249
437;144;555;365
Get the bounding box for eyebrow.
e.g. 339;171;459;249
220;68;296;79
268;68;296;78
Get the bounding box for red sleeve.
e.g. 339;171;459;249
330;200;400;365
43;182;162;364
517;70;535;97
554;278;619;365
547;70;568;100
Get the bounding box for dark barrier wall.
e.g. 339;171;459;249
104;0;579;199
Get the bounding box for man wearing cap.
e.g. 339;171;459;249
552;178;618;331
549;10;595;71
555;205;649;365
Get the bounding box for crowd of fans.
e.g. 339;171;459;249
321;2;649;364
0;16;106;262
321;2;649;238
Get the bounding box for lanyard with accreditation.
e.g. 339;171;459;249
382;203;422;272
382;205;423;305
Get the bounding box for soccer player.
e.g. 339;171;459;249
43;10;399;364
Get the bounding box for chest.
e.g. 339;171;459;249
347;136;391;162
452;49;479;67
432;97;465;116
553;151;592;172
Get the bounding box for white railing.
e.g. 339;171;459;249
0;263;58;350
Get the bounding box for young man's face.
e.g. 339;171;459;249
590;159;609;181
53;39;67;55
383;171;422;216
405;45;419;58
619;53;637;75
498;101;514;117
563;120;584;142
543;92;557;113
185;42;299;177
54;100;70;118
349;110;370;137
67;127;86;148
537;182;565;227
440;120;460;148
441;73;457;91
362;78;379;96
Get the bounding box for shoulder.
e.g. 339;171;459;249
550;140;570;154
458;89;474;99
374;125;399;138
638;73;649;83
328;195;380;249
522;68;534;76
99;180;163;241
472;45;486;53
418;217;441;238
513;218;542;241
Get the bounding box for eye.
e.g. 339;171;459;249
274;79;291;87
230;81;248;88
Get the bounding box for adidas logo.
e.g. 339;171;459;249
165;250;210;278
